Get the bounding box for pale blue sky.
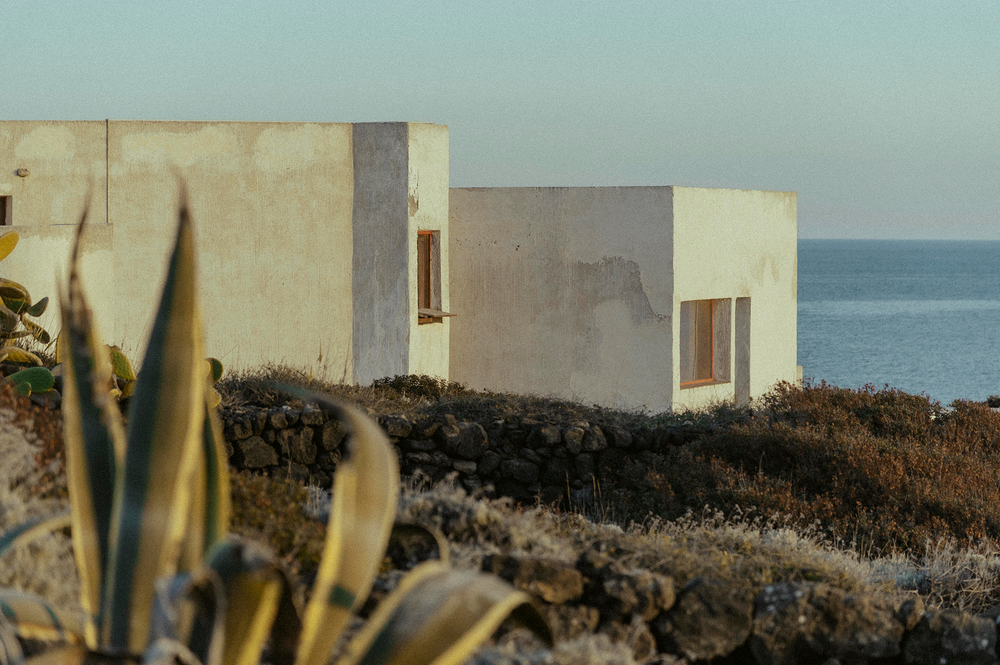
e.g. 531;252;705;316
2;1;997;238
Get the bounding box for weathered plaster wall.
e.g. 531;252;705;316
0;223;114;340
351;123;411;385
107;121;355;375
0;122;111;345
406;123;450;379
0;121;108;227
449;187;675;411
671;187;797;410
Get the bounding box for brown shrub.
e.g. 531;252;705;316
601;383;1000;557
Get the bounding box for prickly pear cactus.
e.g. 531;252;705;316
0;231;53;353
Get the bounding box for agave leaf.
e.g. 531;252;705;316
289;390;399;665
59;206;127;649
20;319;50;345
102;198;206;653
0;232;18;264
0;590;84;646
0;513;72;558
26;297;48;318
206;358;223;384
21;646;86;665
388;523;450;568
8;367;55;395
204;539;299;665
108;346;136;383
0;347;42;366
337;563;552;665
149;570;223;665
178;391;230;575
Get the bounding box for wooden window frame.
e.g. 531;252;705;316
680;299;716;387
0;197;10;226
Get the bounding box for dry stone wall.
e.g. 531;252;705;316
219;404;714;503
216;404;1000;663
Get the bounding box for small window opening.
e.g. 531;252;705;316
416;230;455;324
0;197;10;226
680;298;731;387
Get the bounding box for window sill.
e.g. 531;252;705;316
680;379;730;390
418;317;443;324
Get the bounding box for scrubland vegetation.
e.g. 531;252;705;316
197;368;1000;616
9;364;1000;653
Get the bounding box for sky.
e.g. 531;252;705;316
2;1;998;239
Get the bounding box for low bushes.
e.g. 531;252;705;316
601;382;1000;557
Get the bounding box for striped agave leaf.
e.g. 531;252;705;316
201;538;299;665
0;590;84;646
336;561;551;665
287;391;399;665
59;207;127;648
100;199;208;654
0;513;71;558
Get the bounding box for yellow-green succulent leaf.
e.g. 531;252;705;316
0;347;42;366
206;539;299;665
108;346;136;383
103;200;206;653
289;389;400;665
337;565;551;665
59;208;128;649
26;297;48;318
21;319;50;345
0;589;84;646
206;358;223;384
0;304;20;334
0;232;18;263
0;280;30;313
8;367;55;395
0;512;72;558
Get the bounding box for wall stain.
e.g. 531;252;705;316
572;256;668;325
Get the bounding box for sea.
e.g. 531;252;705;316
798;240;1000;406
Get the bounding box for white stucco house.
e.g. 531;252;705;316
0;120;796;412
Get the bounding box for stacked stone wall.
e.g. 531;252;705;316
220;404;714;503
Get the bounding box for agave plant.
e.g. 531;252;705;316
0;230;52;366
0;195;550;665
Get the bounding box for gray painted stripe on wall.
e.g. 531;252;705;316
352;123;410;385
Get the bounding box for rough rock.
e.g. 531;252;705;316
380;414;413;438
751;582;906;664
594;568;675;622
482;554;584;604
237;436;278;468
437;422;489;460
653;577;753;661
582;426;608;452
903;609;996;665
543;604;600;641
320;420;344;451
527;425;561;448
499;459;540;484
563;427;585;455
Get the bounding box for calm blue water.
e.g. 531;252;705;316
798;240;1000;405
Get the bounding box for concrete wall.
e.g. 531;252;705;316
351;122;451;384
449;187;675;412
406;123;450;379
0;122;111;345
671;187;797;410
107;121;356;376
